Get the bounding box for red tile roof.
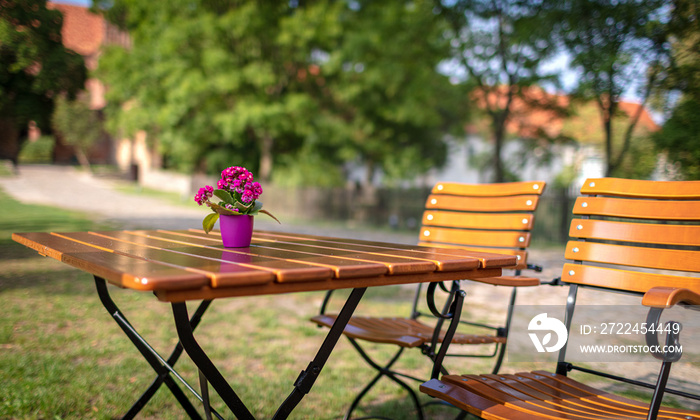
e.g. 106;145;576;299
47;2;104;56
471;85;659;140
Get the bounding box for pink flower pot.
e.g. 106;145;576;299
219;214;254;247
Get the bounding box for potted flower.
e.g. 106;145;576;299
194;166;279;247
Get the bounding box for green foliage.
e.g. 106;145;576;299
95;0;461;186
0;0;86;163
18;135;54;164
652;0;700;179
548;0;670;177
51;96;102;169
316;0;460;185
654;98;700;179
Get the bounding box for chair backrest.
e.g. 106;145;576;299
562;177;700;295
418;180;546;272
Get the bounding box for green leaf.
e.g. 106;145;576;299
214;189;234;205
208;202;238;215
259;209;281;224
202;212;219;234
234;199;253;213
250;200;263;214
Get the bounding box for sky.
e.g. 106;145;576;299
53;0;91;5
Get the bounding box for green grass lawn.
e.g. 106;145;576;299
1;187;496;419
2;186;697;419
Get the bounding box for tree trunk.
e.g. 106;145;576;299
75;148;93;175
0;116;21;167
493;122;506;183
259;133;274;182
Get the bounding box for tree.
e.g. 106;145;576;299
435;0;565;182
0;0;86;166
550;0;669;177
317;0;463;187
51;96;102;172
96;0;352;182
652;0;700;179
96;0;463;187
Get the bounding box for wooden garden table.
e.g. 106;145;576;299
12;229;516;419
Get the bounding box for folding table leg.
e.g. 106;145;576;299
94;276;215;419
171;287;368;420
172;301;255;420
274;287;367;420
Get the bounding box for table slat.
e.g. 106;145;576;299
131;230;390;279
13;230;516;301
87;231;334;284
252;231;515;269
12;232;213;290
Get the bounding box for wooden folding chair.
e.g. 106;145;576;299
421;177;700;420
311;180;546;419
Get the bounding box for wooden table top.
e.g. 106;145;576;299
12;230;516;302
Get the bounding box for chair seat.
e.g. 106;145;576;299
420;371;700;420
311;314;506;348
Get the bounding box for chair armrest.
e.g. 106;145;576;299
469;275;540;287
642;287;700;308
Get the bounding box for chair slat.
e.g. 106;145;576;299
422;211;534;230
421;178;700;420
572;196;700;220
561;263;700;294
421;227;531;248
565;241;700;273
569;219;700;246
581;177;700;199
425;194;541;212
432;181;545;197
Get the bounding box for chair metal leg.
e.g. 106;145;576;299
94;276;212;419
344;339;425;420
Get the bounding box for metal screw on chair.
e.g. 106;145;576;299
522;218;528;224
424;230;430;237
431;198;437;204
577;224;583;230
569;270;575;276
581;202;588;208
589;181;595;187
519;237;525;242
533;184;539;190
526;200;533;206
573;247;579;253
437;184;443;190
427;214;434;221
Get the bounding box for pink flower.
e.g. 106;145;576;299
194;185;214;205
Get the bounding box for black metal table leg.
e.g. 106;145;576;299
171;287;367;420
274;287;367;420
172;301;255;420
94;276;214;419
